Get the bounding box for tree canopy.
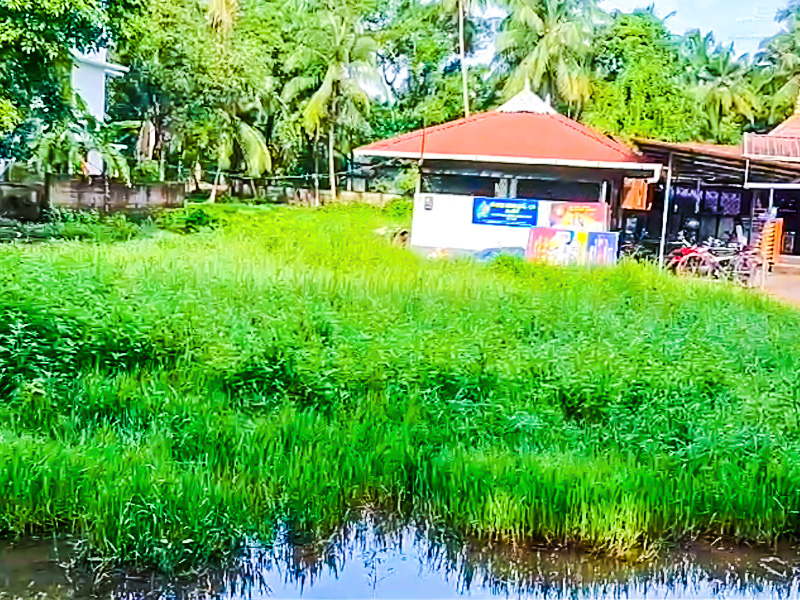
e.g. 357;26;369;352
3;0;800;182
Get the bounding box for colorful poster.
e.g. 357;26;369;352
526;227;589;265
586;232;619;265
472;198;539;227
527;228;618;265
548;202;608;231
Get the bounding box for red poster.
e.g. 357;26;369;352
548;202;608;231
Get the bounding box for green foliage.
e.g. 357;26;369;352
155;205;222;233
0;0;102;126
1;206;800;573
584;11;705;141
2;0;795;176
27;107;131;181
109;0;279;177
496;0;597;111
0;0;141;156
0;208;148;242
0;97;20;133
47;208;146;241
681;32;759;142
751;3;800;127
132;159;162;183
367;0;497;134
382;196;413;217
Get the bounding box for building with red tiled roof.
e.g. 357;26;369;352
355;87;659;178
353;87;661;256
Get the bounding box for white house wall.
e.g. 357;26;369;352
71;50;110;121
71;49;128;176
411;193;554;251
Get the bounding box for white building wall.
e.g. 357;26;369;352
71;49;110;121
411;193;553;252
70;49;127;176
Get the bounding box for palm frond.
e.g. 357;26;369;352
207;0;238;34
303;67;336;134
282;76;318;103
236;120;272;176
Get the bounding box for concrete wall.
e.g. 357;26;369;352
50;177;184;212
287;189;405;207
0;183;46;221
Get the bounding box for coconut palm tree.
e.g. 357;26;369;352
496;0;597;111
755;6;800;120
683;32;759;141
440;0;482;117
682;30;716;82
216;110;272;177
283;7;380;201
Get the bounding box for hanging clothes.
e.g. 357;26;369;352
621;179;651;210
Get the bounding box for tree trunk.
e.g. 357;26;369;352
458;0;469;118
209;168;221;203
328;125;337;202
313;138;320;207
347;133;353;192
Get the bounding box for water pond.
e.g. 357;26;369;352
2;519;799;599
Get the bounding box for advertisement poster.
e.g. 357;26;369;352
526;227;588;265
527;228;619;265
472;198;539;227
548;202;607;231
586;232;619;265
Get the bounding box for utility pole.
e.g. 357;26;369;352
458;0;469;118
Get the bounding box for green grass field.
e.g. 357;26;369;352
1;203;799;574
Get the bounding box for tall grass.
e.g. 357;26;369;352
1;203;799;573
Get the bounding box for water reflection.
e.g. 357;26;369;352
2;519;800;599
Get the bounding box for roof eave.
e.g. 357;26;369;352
353;149;661;180
743;153;800;163
71;50;129;76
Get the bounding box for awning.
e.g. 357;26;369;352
634;138;800;188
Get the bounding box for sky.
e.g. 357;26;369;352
599;0;788;56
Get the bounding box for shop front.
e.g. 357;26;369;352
634;139;800;263
354;87;661;263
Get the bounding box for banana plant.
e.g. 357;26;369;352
28;113;131;183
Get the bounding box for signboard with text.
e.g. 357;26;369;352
472;198;539;227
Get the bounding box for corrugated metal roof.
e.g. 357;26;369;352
635;138;800;184
745;108;800;161
745;133;800;162
770;113;800;137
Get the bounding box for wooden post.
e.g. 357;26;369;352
328;126;337;202
658;153;674;267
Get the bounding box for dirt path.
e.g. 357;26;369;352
765;274;800;306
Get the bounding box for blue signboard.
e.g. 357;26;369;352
472;198;539;227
